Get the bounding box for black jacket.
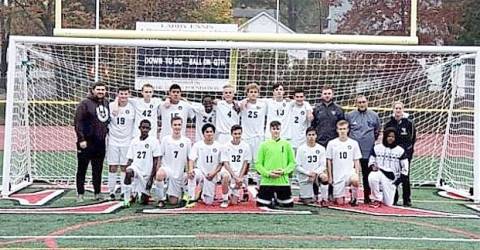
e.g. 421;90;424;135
74;94;110;150
311;101;344;147
384;115;416;159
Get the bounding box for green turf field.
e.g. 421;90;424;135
1;183;480;249
1;151;480;249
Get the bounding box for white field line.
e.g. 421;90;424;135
0;235;480;242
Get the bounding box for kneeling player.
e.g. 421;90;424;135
256;121;296;208
153;117;191;207
326;120;361;206
124;119;161;206
296;127;328;206
368;128;409;207
220;124;252;208
187;123;227;206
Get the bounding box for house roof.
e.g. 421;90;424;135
238;11;295;34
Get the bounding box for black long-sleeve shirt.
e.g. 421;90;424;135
311;101;344;147
74;95;110;151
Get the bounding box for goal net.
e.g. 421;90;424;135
2;37;479;202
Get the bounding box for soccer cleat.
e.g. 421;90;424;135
109;193;116;201
140;193;150;205
123;199;131;208
220;200;229;208
319;200;329;207
157;200;166;208
404;201;412;207
185;200;197;208
93;194;102;201
349;198;358;207
369;200;381;208
76;194;84;203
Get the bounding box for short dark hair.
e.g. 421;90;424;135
270;120;281;129
117;87;129;92
306;127;316;135
230;124;242;134
293;88;304;95
201;123;216;134
322;85;333;92
169;84;181;92
272;83;283;92
171;116;182;125
91;81;106;90
139;119;151;127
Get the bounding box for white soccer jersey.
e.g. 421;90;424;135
127;136;161;177
265;98;289;139
296;143;326;175
221;140;252;175
191;103;217;142
240;100;268;139
369;144;408;176
326;138;362;181
215;100;240;134
189;140;222;175
130;97;163;139
284;102;313;148
160;135;191;179
108;102;135;146
159;100;195;139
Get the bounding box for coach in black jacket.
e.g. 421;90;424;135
311;86;344;147
74;82;110;202
384;101;416;207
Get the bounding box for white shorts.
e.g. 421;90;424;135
333;172;357;198
220;170;246;198
190;169;220;199
216;133;232;145
106;144;129;166
297;172;320;199
162;167;186;198
126;165;149;195
244;136;264;163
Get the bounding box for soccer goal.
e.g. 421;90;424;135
1;36;479;202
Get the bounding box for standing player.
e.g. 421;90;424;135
326;120;361;206
107;87;135;200
283;88;314;151
296;127;328;206
192;95;216;142
74;82;109;202
123;120;161;206
187;123;226;206
240;83;268;162
264;83;289;139
256;121;296;208
159;84;195;140
220;125;252;207
368;128;409;207
215;85;241;144
130;83;163;139
153;117;191;207
345;95;381;204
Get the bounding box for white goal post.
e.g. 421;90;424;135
1;36;480;203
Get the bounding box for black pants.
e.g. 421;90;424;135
76;146;105;195
360;159;371;203
394;157;412;205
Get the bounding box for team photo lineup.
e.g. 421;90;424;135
74;80;416;209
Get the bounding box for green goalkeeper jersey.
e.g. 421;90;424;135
255;138;296;186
